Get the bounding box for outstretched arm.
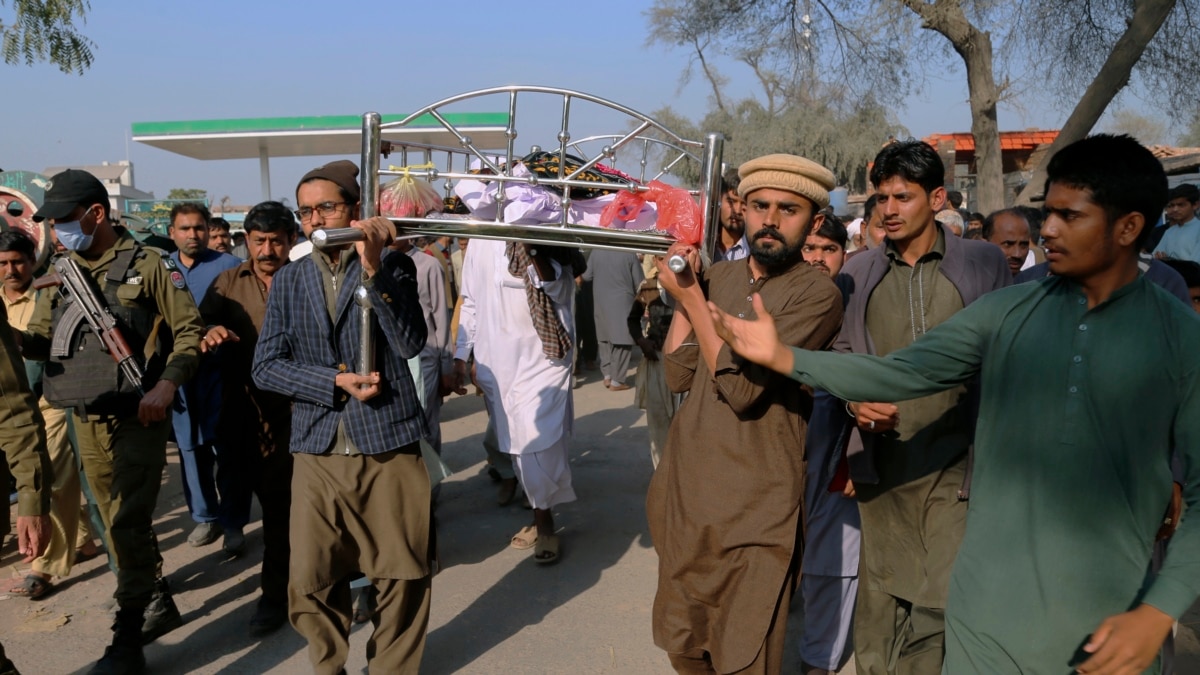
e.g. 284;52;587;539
711;291;992;404
708;293;794;374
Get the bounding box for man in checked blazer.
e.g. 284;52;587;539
252;160;431;674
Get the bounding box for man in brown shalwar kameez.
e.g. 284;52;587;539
647;154;845;674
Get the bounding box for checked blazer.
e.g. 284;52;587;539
252;248;428;455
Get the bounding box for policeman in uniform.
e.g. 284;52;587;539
20;170;204;675
0;265;53;675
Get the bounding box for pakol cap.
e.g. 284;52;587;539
737;154;835;210
33;169;108;222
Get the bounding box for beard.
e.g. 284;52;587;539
750;229;803;271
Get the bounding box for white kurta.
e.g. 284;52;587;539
455;239;575;458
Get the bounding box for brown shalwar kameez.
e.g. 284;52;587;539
647;258;843;674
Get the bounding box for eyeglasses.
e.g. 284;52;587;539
294;201;347;221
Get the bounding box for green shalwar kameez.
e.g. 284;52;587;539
788;275;1200;674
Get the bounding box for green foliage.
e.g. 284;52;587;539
651;94;906;192
167;188;207;200
1;0;94;74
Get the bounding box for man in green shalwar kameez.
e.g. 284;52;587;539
708;134;1200;675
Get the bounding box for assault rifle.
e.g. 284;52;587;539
39;257;146;397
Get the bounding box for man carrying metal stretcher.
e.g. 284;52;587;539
18;169;205;675
253;160;432;675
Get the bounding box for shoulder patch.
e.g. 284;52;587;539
162;257;179;272
169;271;186;289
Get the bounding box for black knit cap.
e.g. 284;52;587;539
299;160;361;204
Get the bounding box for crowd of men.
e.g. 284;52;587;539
1;131;1199;675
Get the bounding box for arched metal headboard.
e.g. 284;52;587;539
356;86;724;258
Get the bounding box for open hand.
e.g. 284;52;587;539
706;293;794;375
201;326;240;353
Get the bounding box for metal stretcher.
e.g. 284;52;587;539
352;85;725;259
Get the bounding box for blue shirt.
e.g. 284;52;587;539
715;235;749;262
170;249;242;305
169;248;241;449
1154;216;1200;264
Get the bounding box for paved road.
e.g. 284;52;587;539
1;371;1197;673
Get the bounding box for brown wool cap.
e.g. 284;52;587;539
737;154;835;209
299;160;361;204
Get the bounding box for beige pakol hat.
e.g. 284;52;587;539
737;154;835;210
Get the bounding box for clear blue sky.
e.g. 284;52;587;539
4;0;1078;205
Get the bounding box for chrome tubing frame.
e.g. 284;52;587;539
355;87;724;262
356;112;381;379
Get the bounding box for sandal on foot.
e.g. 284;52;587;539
534;535;560;565
510;525;538;550
9;574;54;600
74;544;102;563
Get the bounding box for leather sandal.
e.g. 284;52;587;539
510;525;538;550
9;574;54;600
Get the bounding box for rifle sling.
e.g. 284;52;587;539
105;248;139;295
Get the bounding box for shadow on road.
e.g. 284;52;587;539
422;398;653;671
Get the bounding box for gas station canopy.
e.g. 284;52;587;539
131;112;509;200
131;112;510;160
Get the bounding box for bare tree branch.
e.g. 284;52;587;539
1016;0;1177;204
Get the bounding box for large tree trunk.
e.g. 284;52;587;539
899;0;1005;214
1014;0;1176;205
961;31;1004;214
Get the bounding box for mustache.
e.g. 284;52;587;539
753;229;784;242
255;255;280;263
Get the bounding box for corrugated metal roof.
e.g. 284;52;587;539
922;130;1060;152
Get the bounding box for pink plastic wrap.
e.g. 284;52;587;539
600;180;702;245
380;167;443;218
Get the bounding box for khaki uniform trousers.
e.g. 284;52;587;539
75;414;168;609
289;450;432;675
31;400;96;578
